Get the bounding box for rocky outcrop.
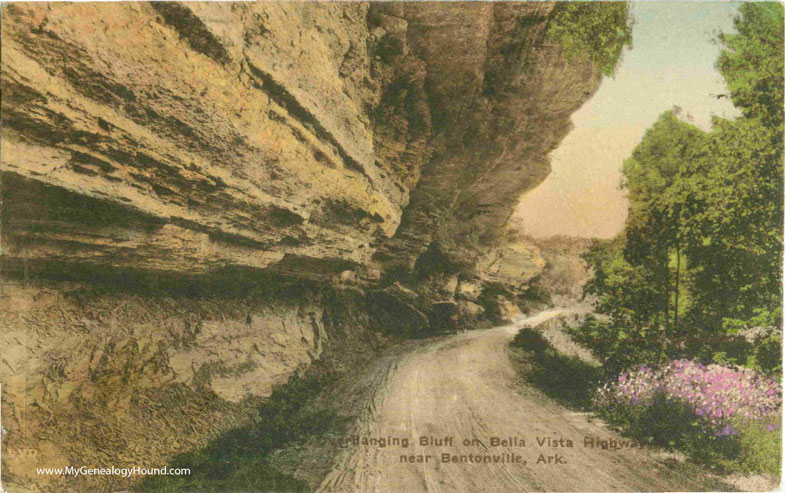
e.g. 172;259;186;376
2;2;391;281
0;278;418;491
0;2;612;490
1;1;599;283
370;3;599;274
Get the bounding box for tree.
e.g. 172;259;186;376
547;2;632;77
717;2;784;129
686;2;784;333
578;237;670;374
622;111;706;334
684;117;783;332
575;3;783;374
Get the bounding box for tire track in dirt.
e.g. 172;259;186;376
318;310;725;492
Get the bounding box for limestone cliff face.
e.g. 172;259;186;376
370;3;599;275
0;2;607;490
0;280;399;491
2;2;392;280
1;1;599;283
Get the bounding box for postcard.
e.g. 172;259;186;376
0;1;782;492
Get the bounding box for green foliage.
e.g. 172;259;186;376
683;116;783;331
511;327;602;409
567;314;669;377
512;326;551;353
576;3;783;375
596;392;702;450
717;2;784;128
566;4;783;478
730;416;782;476
754;327;783;376
622;111;706;334
597;395;781;476
136;371;346;492
623;111;705;202
547;2;632;76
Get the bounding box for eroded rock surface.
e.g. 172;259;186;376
2;1;598;281
0;2;608;490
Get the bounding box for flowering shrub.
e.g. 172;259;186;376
596;359;781;434
594;359;782;474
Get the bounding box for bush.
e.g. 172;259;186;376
547;2;632;76
512;326;551;353
594;360;782;475
732;415;782;476
567;315;671;377
512;327;602;410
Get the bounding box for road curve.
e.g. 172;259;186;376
317;310;719;493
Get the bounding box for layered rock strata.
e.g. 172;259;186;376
2;1;598;282
0;2;606;490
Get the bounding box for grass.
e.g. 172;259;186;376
731;416;782;476
596;391;782;478
135;370;349;492
507;324;751;489
509;326;602;410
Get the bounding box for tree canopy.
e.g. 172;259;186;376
547;2;633;77
574;3;783;375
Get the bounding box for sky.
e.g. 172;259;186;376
511;2;742;239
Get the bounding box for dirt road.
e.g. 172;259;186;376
317;310;724;492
